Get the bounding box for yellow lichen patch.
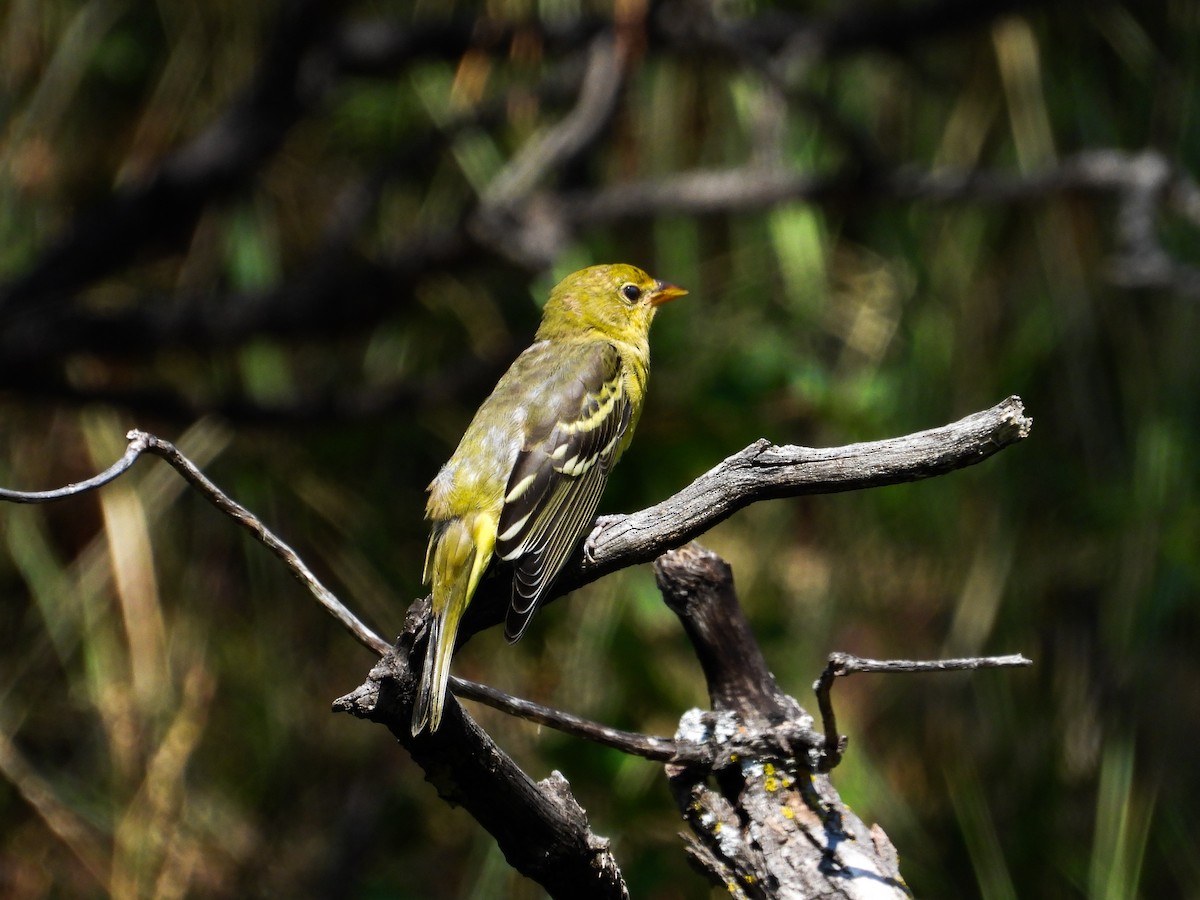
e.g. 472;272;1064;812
764;762;776;775
782;807;795;820
764;776;779;792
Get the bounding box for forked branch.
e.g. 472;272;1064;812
0;397;1033;898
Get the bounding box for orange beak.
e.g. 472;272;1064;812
648;280;688;307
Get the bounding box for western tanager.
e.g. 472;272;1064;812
412;263;687;734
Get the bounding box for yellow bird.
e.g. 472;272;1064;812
413;264;687;733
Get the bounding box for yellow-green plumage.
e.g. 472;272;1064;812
412;264;686;734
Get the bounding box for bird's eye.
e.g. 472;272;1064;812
620;283;641;303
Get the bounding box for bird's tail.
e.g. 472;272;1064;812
411;513;496;735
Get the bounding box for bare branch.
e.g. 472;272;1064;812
0;430;391;658
336;651;630;899
341;398;1031;895
471;33;627;268
450;675;690;763
0;428;632;895
128;431;392;658
450;679;833;773
437;396;1031;652
813;651;1034;772
0;439;145;503
0;398;1032;895
0;396;1032;680
654;543;913;899
571;395;1032;589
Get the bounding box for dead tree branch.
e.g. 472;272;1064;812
0;429;390;657
655;543;911;899
334;651;629;900
813;652;1033;772
565;394;1032;590
336;396;1031;894
0;396;1032;896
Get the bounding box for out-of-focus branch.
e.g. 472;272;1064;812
0;0;341;315
0;335;514;426
0;7;572;317
0;225;474;368
0;15;605;332
1;0;1190;406
655;0;1065;66
471;33;627;268
9;147;1189;396
555;150;1200;298
1;0;1130;365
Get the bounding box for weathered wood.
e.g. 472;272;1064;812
2;398;1028;896
333;628;628;900
656;544;912;900
460;395;1033;638
655;546;794;722
334;399;1029;897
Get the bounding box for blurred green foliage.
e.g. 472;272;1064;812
2;1;1199;897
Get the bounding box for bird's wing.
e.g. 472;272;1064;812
495;342;632;641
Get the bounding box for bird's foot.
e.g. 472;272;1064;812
584;515;619;562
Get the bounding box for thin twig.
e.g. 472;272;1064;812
449;675;695;763
813;651;1033;771
0;438;145;503
0;429;392;658
129;431;392;657
450;678;827;772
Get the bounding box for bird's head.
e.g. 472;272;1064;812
537;264;687;345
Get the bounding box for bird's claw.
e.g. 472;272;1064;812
584;515;617;562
